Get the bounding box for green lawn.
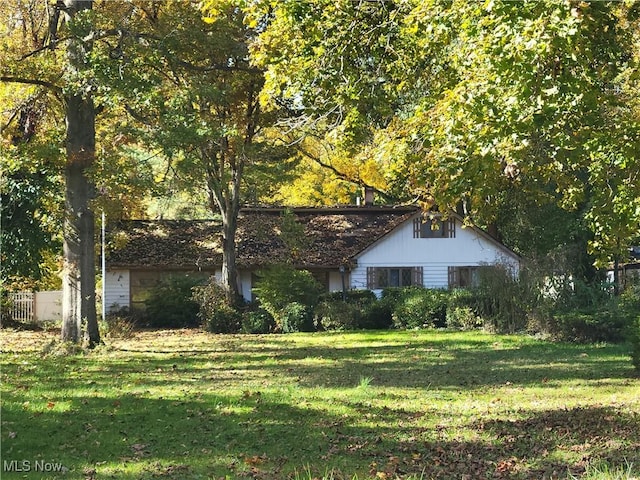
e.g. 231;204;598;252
1;329;639;479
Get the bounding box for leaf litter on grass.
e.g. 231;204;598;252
1;328;639;479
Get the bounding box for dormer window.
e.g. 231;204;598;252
413;217;456;238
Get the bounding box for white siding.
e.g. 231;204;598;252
238;270;253;302
328;271;346;292
34;290;62;322
105;270;130;312
351;215;519;291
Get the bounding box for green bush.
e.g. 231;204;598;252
1;293;13;327
630;316;640;373
388;287;448;329
241;308;275;334
546;307;628;343
446;288;483;330
314;300;363;330
361;297;394;329
145;276;202;328
618;283;640;371
473;265;532;333
280;302;314;333
192;279;242;333
314;290;389;331
254;265;322;332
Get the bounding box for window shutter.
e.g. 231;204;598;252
413;218;420;238
447;218;456;238
414;267;423;286
448;266;456;288
366;267;375;289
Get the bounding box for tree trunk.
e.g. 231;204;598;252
221;215;241;307
60;0;100;346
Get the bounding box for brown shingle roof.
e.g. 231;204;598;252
107;206;418;270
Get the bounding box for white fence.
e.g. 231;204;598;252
7;291;62;323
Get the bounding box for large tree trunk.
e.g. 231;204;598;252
221;216;241;307
60;0;100;346
61;93;99;346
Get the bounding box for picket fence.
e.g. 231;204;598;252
7;291;62;323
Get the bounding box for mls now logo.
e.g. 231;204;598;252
3;460;65;473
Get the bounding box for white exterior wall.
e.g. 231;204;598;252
350;215;519;292
238;270;253;302
105;269;130;312
328;271;346;292
34;290;62;322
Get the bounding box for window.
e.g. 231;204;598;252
367;267;423;289
448;266;483;288
413;217;455;238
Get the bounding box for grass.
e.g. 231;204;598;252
1;328;639;479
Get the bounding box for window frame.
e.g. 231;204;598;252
448;266;487;288
413;217;456;238
366;266;423;289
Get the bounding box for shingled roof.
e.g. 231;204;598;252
107;206;418;270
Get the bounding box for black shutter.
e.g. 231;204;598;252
366;267;375;289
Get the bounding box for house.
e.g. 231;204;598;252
607;246;640;288
104;206;520;313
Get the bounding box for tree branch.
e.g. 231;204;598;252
296;144;389;200
19;37;70;60
0;76;62;94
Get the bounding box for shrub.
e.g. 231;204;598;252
314;300;363;331
546;308;628;343
619;283;640;371
389;287;448;329
447;306;482;330
361;297;394;329
280;302;314;333
474;265;532;333
1;293;13;327
255;265;322;332
145;275;202;328
192;279;242;333
314;290;388;331
446;288;483;330
241;308;275;334
630;316;640;373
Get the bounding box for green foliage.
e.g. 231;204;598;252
0;168;62;285
314;290;390;331
144;276;202;328
473;265;534;333
192;279;242;334
279;302;314;333
241;307;275;334
0;292;13;327
254;265;322;332
618;284;640;372
544;309;628;344
314;300;363;331
387;287;449;330
630;316;640;373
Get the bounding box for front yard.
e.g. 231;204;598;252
1;328;638;479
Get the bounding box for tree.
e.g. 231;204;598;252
249;0;411;203
255;0;640;275
2;0;103;345
109;1;289;306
